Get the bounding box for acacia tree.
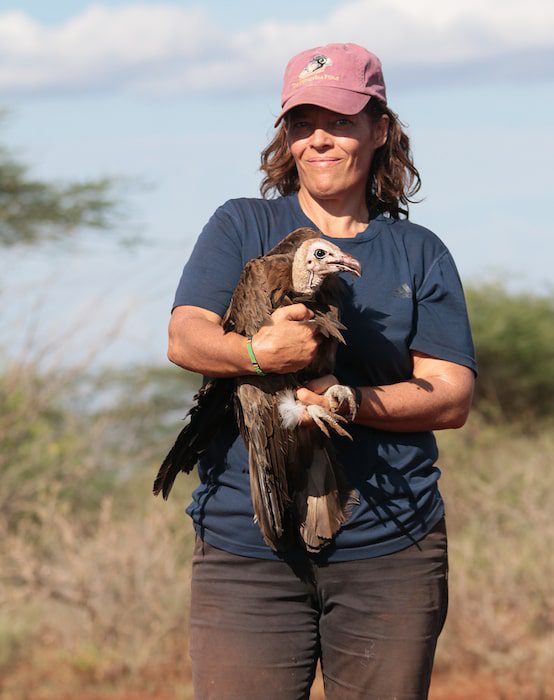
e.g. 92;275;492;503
0;113;119;246
0;111;191;502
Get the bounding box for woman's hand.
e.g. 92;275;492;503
296;374;337;427
251;304;322;374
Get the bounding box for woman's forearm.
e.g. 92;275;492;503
168;313;253;377
167;304;323;378
296;354;475;433
354;375;473;432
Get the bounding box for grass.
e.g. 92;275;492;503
435;415;554;695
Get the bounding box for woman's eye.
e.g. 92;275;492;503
335;118;352;127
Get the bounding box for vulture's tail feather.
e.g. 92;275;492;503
300;447;358;553
153;379;234;499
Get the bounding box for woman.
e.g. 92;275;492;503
169;43;476;700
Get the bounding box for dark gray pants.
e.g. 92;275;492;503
190;519;448;700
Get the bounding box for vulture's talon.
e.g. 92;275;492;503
305;404;331;436
324;384;357;421
311;414;331;438
306;404;353;439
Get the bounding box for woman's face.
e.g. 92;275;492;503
286;105;388;203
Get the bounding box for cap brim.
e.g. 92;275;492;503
274;86;372;127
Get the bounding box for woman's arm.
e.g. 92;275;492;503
296;351;475;432
168;303;323;378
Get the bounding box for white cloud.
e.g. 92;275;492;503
0;1;552;96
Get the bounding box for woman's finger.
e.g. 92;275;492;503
296;387;329;407
271;303;314;322
304;374;338;395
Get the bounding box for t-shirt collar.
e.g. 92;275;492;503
289;192;384;243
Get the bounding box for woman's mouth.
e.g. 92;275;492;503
306;158;341;168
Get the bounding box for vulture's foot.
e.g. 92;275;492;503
306;404;352;440
323;385;357;421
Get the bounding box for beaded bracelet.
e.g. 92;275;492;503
246;336;266;376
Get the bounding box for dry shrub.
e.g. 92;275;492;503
436;415;554;695
1;355;553;698
0;356;198;698
0;489;195;698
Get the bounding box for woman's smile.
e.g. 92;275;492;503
305;157;342;166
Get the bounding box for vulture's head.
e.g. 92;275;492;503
291;238;362;293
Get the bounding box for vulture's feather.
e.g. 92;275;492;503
154;227;360;552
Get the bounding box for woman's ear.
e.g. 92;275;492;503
376;114;390;147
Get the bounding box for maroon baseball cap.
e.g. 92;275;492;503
274;43;387;127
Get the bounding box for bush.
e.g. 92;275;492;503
0;359;199;532
0;359;198;696
466;284;554;423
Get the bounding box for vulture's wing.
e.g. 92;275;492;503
223;252;300;549
236;375;297;550
222;226;322;333
153;378;234;499
262;227;320;257
153;243;295;502
221;256;274;335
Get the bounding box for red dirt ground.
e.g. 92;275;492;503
23;672;550;700
4;657;552;700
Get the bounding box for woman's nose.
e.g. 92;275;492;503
309;127;332;148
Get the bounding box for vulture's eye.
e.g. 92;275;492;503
314;249;327;259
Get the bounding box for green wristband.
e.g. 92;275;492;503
246;336;266;376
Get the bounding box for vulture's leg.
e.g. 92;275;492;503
323;385;357;421
277;389;352;439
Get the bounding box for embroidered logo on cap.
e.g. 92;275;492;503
298;54;333;79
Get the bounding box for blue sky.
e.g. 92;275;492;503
0;1;553;368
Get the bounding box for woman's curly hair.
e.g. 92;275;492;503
260;100;421;219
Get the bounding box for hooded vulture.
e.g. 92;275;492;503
153;227;361;552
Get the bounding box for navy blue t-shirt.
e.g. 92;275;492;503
173;194;476;562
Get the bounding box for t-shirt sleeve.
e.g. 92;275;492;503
409;250;477;374
172;204;244;317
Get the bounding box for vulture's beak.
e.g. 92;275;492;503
332;252;362;278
